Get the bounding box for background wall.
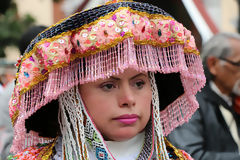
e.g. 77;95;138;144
15;0;53;26
202;0;239;33
221;0;239;32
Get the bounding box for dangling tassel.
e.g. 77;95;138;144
59;86;89;160
149;72;170;160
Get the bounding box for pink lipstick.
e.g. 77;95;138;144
113;114;138;125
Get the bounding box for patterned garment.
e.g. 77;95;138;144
7;138;193;160
7;142;55;160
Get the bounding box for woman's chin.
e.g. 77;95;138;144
105;130;139;142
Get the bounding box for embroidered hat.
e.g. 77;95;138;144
9;0;205;158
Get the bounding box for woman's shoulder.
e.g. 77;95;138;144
7;142;55;160
164;138;194;160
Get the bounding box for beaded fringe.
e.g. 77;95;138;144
11;38;205;153
150;72;169;160
58;86;89;160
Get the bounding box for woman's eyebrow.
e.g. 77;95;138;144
110;73;147;81
109;76;120;81
130;73;147;80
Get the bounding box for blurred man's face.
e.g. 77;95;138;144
211;39;240;96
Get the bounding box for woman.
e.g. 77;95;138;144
8;0;205;159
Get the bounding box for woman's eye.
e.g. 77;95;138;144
100;83;116;91
134;80;145;89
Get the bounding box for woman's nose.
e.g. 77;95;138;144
118;85;136;108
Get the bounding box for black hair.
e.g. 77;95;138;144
25;100;60;138
155;72;184;110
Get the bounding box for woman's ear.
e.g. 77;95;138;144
206;56;218;76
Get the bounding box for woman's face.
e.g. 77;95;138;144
79;68;152;141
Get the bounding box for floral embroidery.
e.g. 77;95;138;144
8;143;48;160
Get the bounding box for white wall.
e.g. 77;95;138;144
202;0;239;33
62;0;105;16
221;0;239;32
15;0;54;26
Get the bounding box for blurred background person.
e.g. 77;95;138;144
0;25;47;160
168;33;240;160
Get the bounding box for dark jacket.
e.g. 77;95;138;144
168;83;240;160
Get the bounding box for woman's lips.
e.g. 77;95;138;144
113;114;139;125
